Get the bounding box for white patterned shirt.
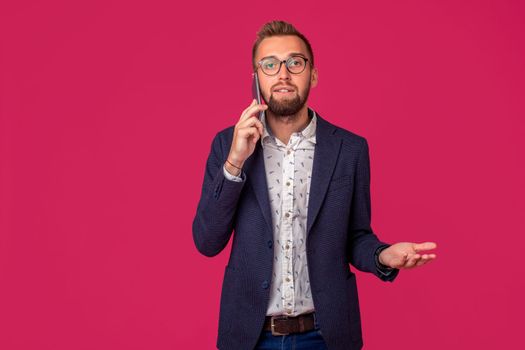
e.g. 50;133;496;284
223;108;317;317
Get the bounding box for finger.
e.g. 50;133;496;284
238;118;264;142
238;100;257;121
247;104;268;120
415;255;430;267
413;242;437;253
404;254;421;268
240;103;268;122
239;114;264;133
238;126;261;141
257;122;264;139
422;254;437;259
239;99;256;121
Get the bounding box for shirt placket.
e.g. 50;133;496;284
280;134;300;315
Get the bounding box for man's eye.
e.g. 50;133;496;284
289;59;302;66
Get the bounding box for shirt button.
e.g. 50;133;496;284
285;277;290;282
285;245;290;250
267;240;273;249
287;150;291;155
285;213;290;218
286;181;290;186
262;280;269;289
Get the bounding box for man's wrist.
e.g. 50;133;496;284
224;159;242;177
375;245;394;270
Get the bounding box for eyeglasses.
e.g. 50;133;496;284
256;55;310;76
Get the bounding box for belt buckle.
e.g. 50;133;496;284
271;315;290;336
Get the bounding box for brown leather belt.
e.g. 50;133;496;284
263;312;316;336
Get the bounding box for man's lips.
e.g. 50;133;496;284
273;86;295;94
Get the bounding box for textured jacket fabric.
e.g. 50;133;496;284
192;112;399;350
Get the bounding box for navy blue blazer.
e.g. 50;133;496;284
192;111;399;350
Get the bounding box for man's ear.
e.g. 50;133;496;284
310;66;318;88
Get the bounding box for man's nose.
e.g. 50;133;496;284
277;62;292;80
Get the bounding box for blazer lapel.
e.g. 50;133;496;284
306;113;342;236
244;141;274;235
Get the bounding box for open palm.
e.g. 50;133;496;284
379;242;437;269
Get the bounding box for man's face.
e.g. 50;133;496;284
255;35;318;117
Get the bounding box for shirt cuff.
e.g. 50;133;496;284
223;164;245;182
375;244;395;276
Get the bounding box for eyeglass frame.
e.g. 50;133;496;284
255;54;312;76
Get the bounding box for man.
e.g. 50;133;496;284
192;20;437;350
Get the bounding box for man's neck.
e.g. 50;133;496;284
265;105;310;145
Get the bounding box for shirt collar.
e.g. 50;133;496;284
260;107;317;149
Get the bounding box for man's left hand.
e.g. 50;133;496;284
379;242;437;269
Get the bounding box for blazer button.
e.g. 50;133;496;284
262;280;269;289
267;240;273;249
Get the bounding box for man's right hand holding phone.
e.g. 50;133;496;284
225;99;268;177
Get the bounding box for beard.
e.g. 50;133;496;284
264;81;311;117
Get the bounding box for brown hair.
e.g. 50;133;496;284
252;20;314;71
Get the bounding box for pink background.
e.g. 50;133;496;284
1;0;524;349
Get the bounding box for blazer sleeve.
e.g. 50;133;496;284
346;138;399;282
192;132;246;257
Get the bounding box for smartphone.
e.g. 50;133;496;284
252;72;265;119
